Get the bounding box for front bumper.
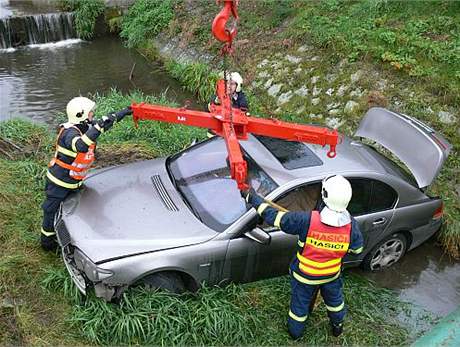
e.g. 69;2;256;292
56;219;88;295
56;220;117;300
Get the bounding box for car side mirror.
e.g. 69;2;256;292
244;227;271;245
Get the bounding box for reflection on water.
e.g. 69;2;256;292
0;0;58;18
0;36;197;123
353;237;460;317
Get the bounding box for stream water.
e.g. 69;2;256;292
0;36;197;123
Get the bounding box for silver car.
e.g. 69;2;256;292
55;107;451;301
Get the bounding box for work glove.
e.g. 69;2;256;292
113;106;133;122
96;115;115;132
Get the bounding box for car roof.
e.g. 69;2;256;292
241;134;389;186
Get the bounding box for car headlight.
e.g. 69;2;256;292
74;248;113;282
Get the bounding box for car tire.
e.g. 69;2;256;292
141;271;186;294
361;233;407;271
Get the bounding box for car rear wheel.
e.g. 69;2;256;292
362;233;407;271
141;271;186;294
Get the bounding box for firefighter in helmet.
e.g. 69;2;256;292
206;71;249;137
207;71;248;111
241;175;364;339
40;97;132;251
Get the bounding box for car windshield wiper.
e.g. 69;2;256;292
174;166;230;186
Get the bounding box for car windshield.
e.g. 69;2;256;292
167;138;278;232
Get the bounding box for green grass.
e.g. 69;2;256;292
164;60;219;103
41;267;409;346
120;0;175;48
58;0;105;40
287;0;460;103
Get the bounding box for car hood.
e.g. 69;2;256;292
61;158;217;263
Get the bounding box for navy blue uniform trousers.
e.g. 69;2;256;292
288;275;346;339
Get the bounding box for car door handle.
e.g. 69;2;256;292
372;217;387;226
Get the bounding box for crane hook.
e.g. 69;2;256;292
212;0;238;53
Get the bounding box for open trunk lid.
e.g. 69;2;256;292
355;107;452;188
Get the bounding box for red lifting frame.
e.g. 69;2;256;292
131;79;339;190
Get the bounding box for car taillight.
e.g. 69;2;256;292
432;202;443;220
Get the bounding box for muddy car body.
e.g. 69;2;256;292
55;108;451;301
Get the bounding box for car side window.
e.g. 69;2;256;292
275;182;322;212
257;182;321;232
369;180;397;212
347;179;372;216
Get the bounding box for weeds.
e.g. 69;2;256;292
41;267;409;346
165;60;219;103
58;0;105;40
120;0;175;48
288;0;460;102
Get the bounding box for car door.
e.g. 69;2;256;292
224;182;322;283
344;178;397;263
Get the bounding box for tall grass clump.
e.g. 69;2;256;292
120;0;175;48
40;270;410;346
59;0;105;39
165;60;219;103
92;89;206;154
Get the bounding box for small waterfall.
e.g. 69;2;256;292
0;17;12;48
0;12;77;49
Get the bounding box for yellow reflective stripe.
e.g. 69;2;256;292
257;203;269;215
298;240;305;247
71;137;79;152
274;211;286;228
57;145;77;158
325;302;345;312
46;171;82;189
41;227;55;237
299;262;341;275
349;247;363;254
94;123;104;133
81;134;94;146
306;237;349;251
288;310;308;322
297;253;342;268
292;270;340;285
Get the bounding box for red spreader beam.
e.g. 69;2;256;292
131;79;339;190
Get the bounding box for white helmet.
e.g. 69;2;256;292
220;72;243;93
66;97;95;124
229;72;243;92
321;175;352;212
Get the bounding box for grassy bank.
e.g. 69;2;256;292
0;90;414;345
118;0;460;258
58;0;105;39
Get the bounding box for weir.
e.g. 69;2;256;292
0;12;76;49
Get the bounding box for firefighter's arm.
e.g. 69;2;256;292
63;124;103;153
348;219;364;254
244;191;310;236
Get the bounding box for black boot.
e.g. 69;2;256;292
331;322;343;337
41;234;58;252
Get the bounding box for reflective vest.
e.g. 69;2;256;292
297;211;351;280
49;126;95;181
